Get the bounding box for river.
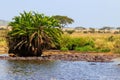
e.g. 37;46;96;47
0;59;120;80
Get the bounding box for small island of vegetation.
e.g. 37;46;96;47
0;11;120;62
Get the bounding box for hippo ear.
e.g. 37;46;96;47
9;53;16;57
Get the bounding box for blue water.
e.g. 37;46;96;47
0;60;120;80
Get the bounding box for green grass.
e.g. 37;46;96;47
59;33;120;53
60;47;69;51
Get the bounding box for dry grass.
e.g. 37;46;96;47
63;32;120;53
0;30;8;47
70;32;120;39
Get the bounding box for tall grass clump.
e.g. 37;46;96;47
0;29;8;47
113;39;120;53
60;47;69;51
94;39;111;52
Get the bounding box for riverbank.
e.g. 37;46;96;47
43;50;120;62
0;50;120;62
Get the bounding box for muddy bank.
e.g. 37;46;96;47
0;50;120;62
42;50;120;62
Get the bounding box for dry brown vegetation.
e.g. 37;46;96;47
0;30;8;53
70;32;120;38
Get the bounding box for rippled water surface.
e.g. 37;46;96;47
0;59;120;80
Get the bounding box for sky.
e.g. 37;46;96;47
0;0;120;28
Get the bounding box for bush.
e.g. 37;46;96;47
107;36;115;42
59;34;112;53
59;35;95;51
70;38;85;49
83;31;88;33
99;48;111;52
94;39;111;52
60;47;69;51
59;35;72;49
84;38;94;47
65;30;75;34
74;46;94;52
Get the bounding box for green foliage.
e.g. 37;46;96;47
59;34;113;53
8;11;63;56
74;46;94;52
60;47;69;51
99;48;111;52
52;15;74;28
59;35;95;51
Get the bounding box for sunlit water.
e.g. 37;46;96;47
0;58;120;80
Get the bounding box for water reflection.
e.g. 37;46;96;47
0;60;120;80
0;60;58;80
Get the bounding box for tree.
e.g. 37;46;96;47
8;11;63;57
75;26;86;32
75;26;86;30
89;27;95;33
52;15;74;28
116;27;120;32
117;27;120;29
99;26;114;33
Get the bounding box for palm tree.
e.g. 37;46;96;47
8;11;62;57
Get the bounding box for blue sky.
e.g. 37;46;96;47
0;0;120;28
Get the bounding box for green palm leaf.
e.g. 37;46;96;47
8;11;63;57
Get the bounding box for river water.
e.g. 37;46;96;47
0;59;120;80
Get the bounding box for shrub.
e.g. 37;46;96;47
107;36;115;42
70;38;85;49
83;31;88;33
94;39;111;52
60;47;69;51
84;38;94;47
59;35;72;49
65;30;75;34
94;39;105;49
59;34;114;53
99;48;111;52
70;37;94;49
74;46;94;52
59;35;95;51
